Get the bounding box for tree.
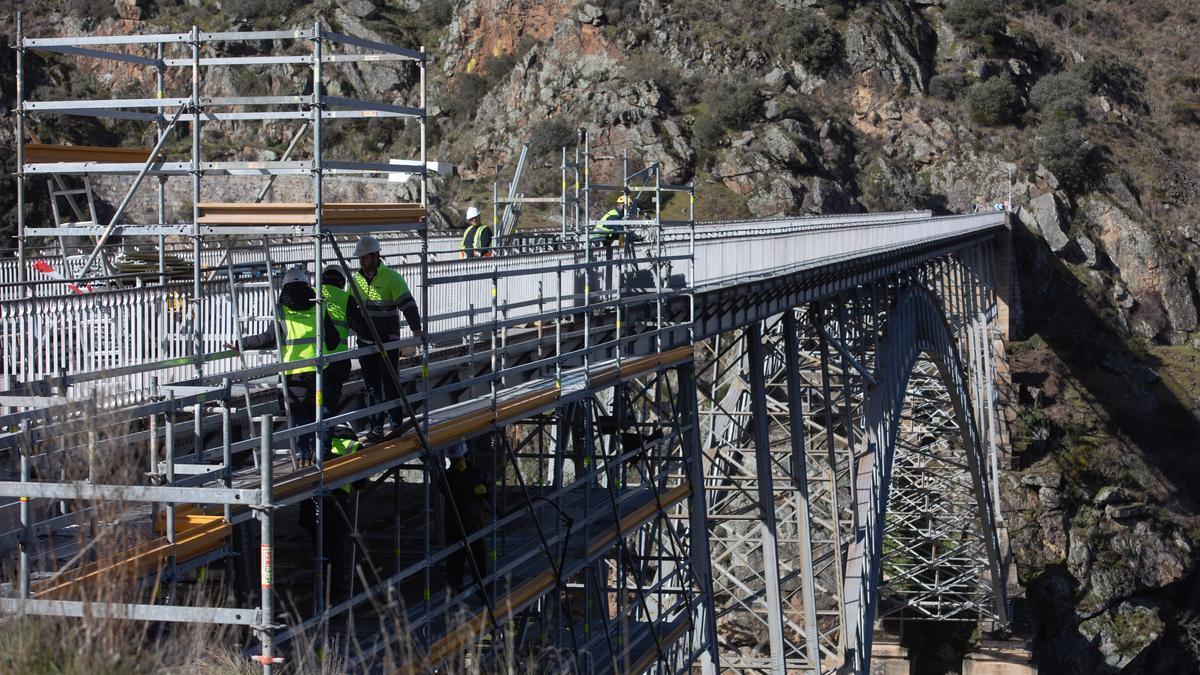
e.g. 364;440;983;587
945;0;1007;41
780;11;845;75
968;75;1023;126
1030;71;1091;120
1037;119;1097;195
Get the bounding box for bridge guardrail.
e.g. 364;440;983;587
0;212;1004;402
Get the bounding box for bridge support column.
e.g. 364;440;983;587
748;322;788;674
783;311;822;673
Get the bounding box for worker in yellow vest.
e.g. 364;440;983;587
319;265;370;415
460;205;493;259
234;266;340;464
590;194;628;244
351;236;423;441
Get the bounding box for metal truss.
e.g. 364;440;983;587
698;241;1009;674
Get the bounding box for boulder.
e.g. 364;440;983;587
1078;601;1164;670
1081;520;1192;613
577;3;605;24
1019;192;1071;253
1077;236;1099;267
1092;486;1128;507
1082;195;1199;341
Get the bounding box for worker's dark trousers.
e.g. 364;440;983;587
445;514;487;595
324;360;351;415
360;346;403;430
284;372;318;460
299;490;351;600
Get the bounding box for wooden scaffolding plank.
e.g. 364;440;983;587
24;143;153;164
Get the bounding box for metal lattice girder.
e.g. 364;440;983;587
699;317;825;674
840;283;1008;674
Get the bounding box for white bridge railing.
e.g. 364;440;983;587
0;212;1005;400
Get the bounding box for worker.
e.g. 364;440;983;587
298;423;365;601
351;235;423;442
459;205;493;259
590;193;641;244
439;441;490;598
319;265;370;415
233;266;340;464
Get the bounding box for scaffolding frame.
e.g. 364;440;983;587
4;17;718;674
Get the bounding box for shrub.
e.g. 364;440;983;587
1076;56;1143;106
779;11;845;75
1168;101;1200;126
596;0;641;23
417;0;455;27
967;75;1023;126
444;72;489;119
944;0;1007;41
706;82;764;132
928;72;967;100
528;118;576;158
692;113;725;152
1029;71;1091;119
62;0;118;22
1037;119;1097;195
483;51;519;83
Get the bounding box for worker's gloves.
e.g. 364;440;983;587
223;341;240;352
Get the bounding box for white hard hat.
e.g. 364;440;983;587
446;441;468;459
465;206;481;221
282;266;308;286
354;235;381;257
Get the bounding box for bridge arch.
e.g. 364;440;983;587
841;284;1007;673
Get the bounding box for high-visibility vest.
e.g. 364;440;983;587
460;224;478;257
590;208;623;240
330;435;363;494
352;264;411;339
281;305;318;375
321;284;350;353
460;224;493;258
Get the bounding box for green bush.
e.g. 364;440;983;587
1037;119;1097;195
528;118;576;158
929;72;967;100
967;75;1023;126
779;11;845;75
944;0;1007;41
690;83;763;154
1030;71;1091;119
708;82;764;131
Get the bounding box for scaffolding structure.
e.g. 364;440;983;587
2;17;721;674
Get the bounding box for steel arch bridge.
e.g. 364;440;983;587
0;211;1014;675
688;231;1011;674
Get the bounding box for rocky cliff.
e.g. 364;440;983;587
3;0;1199;671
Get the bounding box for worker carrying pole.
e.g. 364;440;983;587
230;266;340;464
319;264;370;415
351;236;423;441
459;205;493;259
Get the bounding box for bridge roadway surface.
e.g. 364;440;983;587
0;209;1009;671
